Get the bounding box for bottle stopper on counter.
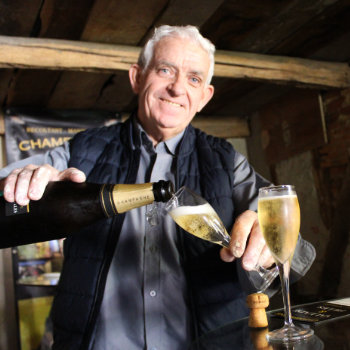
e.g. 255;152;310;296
246;292;269;328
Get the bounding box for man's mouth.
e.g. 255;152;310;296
160;98;183;108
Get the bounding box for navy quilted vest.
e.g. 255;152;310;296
50;118;248;350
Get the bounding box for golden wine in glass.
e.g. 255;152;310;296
258;185;314;343
166;186;279;292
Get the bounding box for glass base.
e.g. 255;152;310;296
267;324;314;343
255;265;279;292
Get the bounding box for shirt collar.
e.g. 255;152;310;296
132;117;184;156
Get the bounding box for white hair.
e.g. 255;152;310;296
138;25;216;85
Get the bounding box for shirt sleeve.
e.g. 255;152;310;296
232;151;271;214
0;142;70;179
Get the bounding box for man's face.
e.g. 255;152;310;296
129;36;214;144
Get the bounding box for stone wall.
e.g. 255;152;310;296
248;87;350;300
314;88;350;298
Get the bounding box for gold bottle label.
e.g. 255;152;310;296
112;183;155;213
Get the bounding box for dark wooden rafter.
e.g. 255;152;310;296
2;0;96;107
0;35;349;89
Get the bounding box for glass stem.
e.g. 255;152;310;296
277;260;293;327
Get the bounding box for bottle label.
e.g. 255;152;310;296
5;202;30;216
112;184;155;213
99;183;155;217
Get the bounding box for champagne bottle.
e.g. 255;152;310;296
0;180;174;249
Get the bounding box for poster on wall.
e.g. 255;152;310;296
3;108;121;350
4;108;121;164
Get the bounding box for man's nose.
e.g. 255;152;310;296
167;75;186;95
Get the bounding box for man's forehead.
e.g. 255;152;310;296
152;37;210;67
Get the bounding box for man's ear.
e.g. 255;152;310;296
129;64;142;94
197;84;214;112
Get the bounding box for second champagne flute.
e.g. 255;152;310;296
165;186;278;292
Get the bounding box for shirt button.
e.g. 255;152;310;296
150;290;157;297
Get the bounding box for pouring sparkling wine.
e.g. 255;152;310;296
165;186;279;293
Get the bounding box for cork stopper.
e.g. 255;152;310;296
246;293;269;328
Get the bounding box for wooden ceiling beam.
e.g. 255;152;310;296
0;35;349;89
191;115;249;138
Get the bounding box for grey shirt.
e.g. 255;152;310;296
92;125;191;350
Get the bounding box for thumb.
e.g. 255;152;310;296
220;247;236;263
55;168;86;183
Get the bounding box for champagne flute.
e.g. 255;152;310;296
165;186;279;292
258;185;313;343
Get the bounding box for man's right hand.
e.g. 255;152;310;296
0;164;86;206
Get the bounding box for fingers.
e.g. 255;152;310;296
27;165;60;201
220;210;275;271
5;164;59;205
240;216;266;270
220;246;236;262
2;165;85;206
4;166;37;204
220;210;257;263
55;168;86;183
258;246;275;269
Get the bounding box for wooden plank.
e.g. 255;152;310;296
205;78;292;117
39;0;96;40
0;0;43;36
94;71;135;111
270;0;350;58
5;70;61;107
318;160;350;297
47;72;112;109
214;49;350;88
0;70;14;106
0;0;43;110
191;115;249;138
81;0;168;44
47;0;167;110
119;112;249;138
201;0;290;50
259;89;326;164
0;35;349;89
203;0;343;53
141;0;225;44
310;31;350;63
0;109;4;135
4;0;96;110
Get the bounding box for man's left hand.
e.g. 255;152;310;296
220;210;275;271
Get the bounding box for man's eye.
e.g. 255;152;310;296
190;76;201;85
159;68;170;75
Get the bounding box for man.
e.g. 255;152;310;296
0;25;315;350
